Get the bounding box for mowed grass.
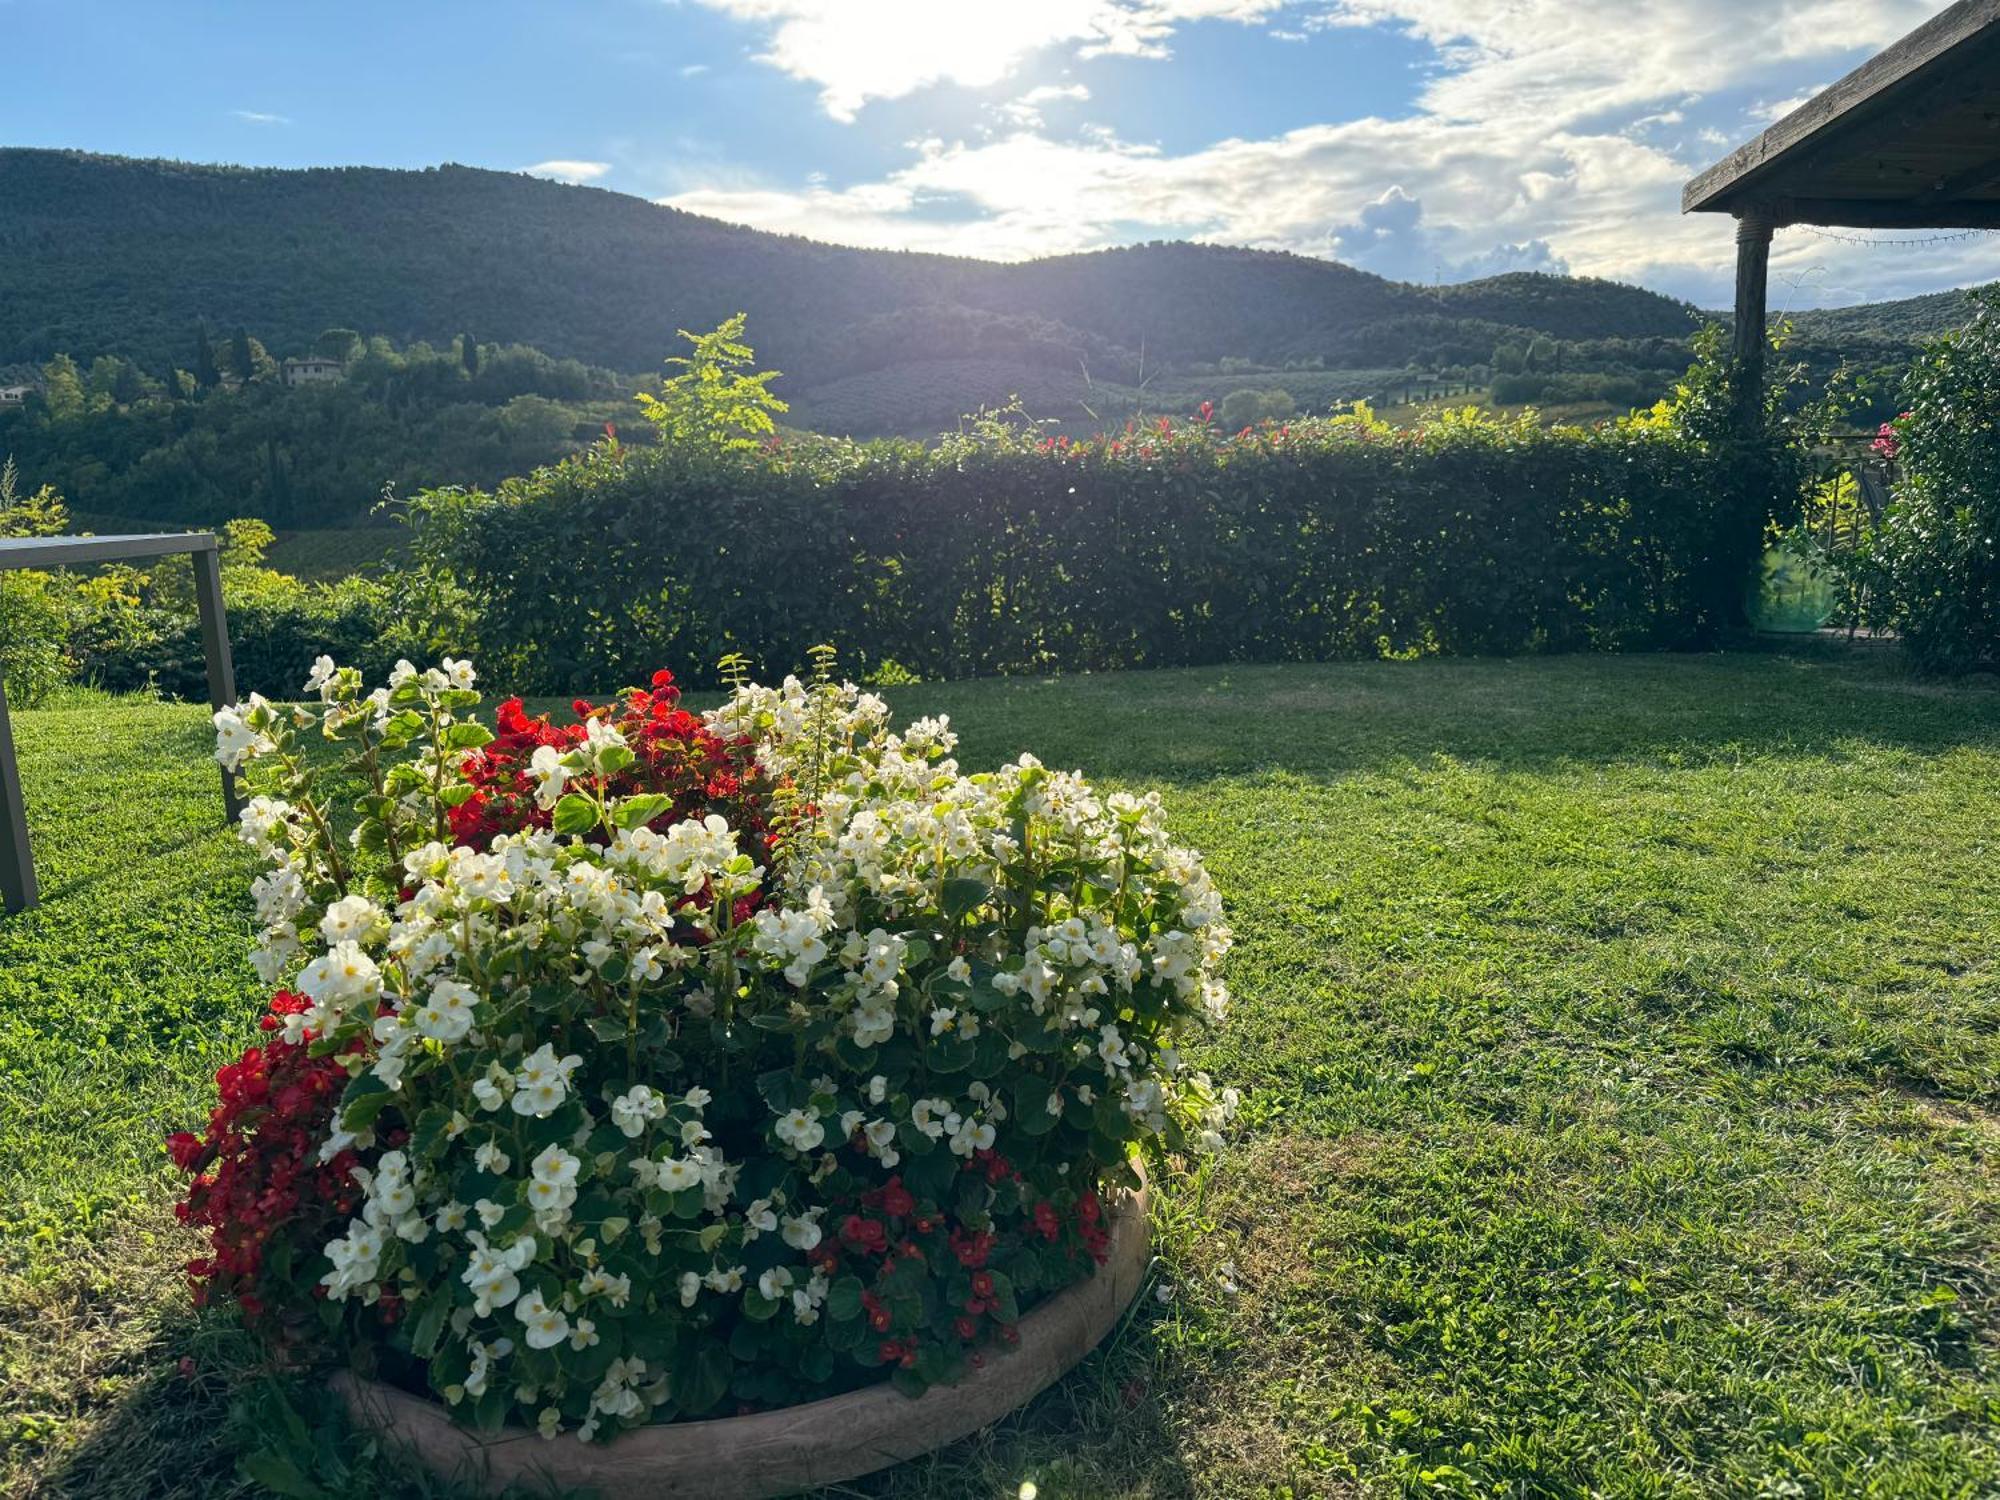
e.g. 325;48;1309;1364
3;650;1998;1498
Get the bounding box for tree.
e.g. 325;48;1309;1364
461;334;480;378
1219;389;1265;429
194;326;221;391
112;359;147;405
229;326;256;385
160;366;185;399
634;314;788;453
38;354;86;421
316;328;363;363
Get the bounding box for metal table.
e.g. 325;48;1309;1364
0;532;239;913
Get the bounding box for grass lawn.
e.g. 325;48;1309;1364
3;649;1998;1498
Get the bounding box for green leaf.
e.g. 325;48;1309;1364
239;1451;332;1500
1015;1074;1059;1135
338;1073;393;1132
826;1275;864;1322
552;794;599;835
585;1013;630;1043
613;793;678;830
941;877;992;920
442;721;495;750
409;1292;449;1359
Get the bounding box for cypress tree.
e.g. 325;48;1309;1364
194;326;220;391
229;326;255;384
461;333;479;377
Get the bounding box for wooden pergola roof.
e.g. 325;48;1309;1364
1685;0;2000;228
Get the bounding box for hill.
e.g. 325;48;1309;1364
0;149;1701;396
1789;282;1996;343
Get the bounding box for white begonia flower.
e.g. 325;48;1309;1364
471;1070;510;1112
528;744;569;811
511;1044;582;1116
948;1116;996;1158
213;700;270;771
773;1108;825;1152
655;1156;702;1192
658;813;744;895
910;1098;954;1140
474;1141;511;1175
414;978;479;1043
442;657;477;690
781;1210;824;1252
579;1268;632;1308
531;1143;580;1187
237;796;295;857
297;940;381;1014
304;654;338;699
757;1266;795;1302
516;1288;571;1351
609;1084;666;1138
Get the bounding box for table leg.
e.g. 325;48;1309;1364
192;546;242;824
0;674;36;914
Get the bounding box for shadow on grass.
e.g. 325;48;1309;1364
884;649;2000;787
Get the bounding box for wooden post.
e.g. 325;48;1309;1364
192;543;243;822
0;673;35;914
1732;206;1776;437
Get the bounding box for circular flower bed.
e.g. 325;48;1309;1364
174;657;1234;1447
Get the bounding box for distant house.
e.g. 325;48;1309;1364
0;385;29;407
282;356;344;387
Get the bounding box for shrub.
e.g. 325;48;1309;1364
174;657;1234;1437
407;393;1773;694
1860;290;2000;673
0;458;79;706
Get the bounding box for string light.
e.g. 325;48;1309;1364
1790;224;1996;248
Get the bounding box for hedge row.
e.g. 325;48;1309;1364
410;406;1776;693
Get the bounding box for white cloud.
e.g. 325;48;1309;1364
520;159;612;183
681;62;711;77
998;82;1090;127
686;0;1284;120
664;0;2000;305
231;109;291;126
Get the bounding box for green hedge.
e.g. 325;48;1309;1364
409;404;1774;693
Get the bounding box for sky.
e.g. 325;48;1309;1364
4;0;1998;310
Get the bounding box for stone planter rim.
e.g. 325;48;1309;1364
335;1170;1149;1499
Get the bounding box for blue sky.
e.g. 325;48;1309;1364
5;0;1997;308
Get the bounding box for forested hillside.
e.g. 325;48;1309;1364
1790;282;1997;343
0;149;1701;388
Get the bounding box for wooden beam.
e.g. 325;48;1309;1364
1774;197;2000;228
1915;152;2000;206
1732;209;1775;436
1684;0;2000;214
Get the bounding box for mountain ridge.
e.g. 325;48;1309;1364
0;148;1704;382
